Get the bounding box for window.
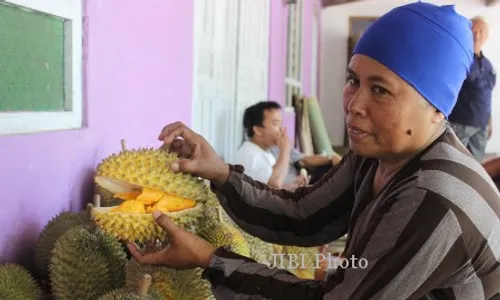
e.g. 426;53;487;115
285;0;303;108
0;0;83;135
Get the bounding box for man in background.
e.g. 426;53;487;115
270;145;342;185
233;101;341;189
232;101;306;189
448;16;496;162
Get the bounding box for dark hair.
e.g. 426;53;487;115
243;101;282;138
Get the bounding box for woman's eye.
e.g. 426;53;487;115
347;77;359;86
372;85;388;95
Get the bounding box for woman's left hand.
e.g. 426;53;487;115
127;211;217;269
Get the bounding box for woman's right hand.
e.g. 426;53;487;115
158;121;230;185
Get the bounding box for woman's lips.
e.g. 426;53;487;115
347;125;371;140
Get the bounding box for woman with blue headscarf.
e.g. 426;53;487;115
128;2;500;299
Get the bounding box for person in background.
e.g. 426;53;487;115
232;101;307;189
448;16;496;162
130;2;500;299
270;145;343;185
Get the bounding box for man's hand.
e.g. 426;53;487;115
277;127;292;153
331;152;343;165
158;121;230;185
127;211;217;269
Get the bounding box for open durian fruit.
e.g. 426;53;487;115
90;140;211;243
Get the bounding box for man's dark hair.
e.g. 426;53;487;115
243;101;282;138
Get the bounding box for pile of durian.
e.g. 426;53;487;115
0;142;344;300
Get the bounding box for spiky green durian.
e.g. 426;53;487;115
97;289;160;300
280;246;320;279
240;231;276;265
95;148;210;202
91;147;211;243
196;218;250;257
97;274;161;300
34;206;94;277
0;264;43;300
212;205;276;264
49;226;128;300
125;259;215;300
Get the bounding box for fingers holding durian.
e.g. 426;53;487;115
157;121;230;185
127;210;217;270
158;121;199;151
171;139;193;158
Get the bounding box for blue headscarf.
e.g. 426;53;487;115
353;1;474;118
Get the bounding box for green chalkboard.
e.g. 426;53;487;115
0;2;66;112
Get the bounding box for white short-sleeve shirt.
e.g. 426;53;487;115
232;141;276;184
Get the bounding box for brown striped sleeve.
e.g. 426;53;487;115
209;150;358;246
201;188;470;299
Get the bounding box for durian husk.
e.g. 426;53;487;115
95;148;210;202
91;202;204;243
241;232;276;265
34;206;95;277
91;147;211;243
212;204;321;278
280;246;320;279
49;226;128;300
125;259;215;300
196;216;251;257
97;274;162;300
0;264;44;300
210;204;277;265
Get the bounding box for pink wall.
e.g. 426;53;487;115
0;0;194;269
0;0;317;272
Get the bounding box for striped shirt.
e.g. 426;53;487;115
203;125;500;299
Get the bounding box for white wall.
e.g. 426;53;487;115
320;0;500;153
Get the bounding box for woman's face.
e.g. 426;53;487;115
342;54;444;160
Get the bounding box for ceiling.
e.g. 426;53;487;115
321;0;359;6
320;0;499;7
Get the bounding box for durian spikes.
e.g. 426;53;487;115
49;225;128;300
91;147;210;243
125;259;215;300
34;208;94;277
90;200;204;243
94;148;209;202
280;246;320;279
95;273;161;300
0;263;44;300
196;218;251;257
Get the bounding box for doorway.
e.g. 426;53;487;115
192;0;270;163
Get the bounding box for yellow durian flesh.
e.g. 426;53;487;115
112;200;147;213
109;189;197;214
91;148;210;243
